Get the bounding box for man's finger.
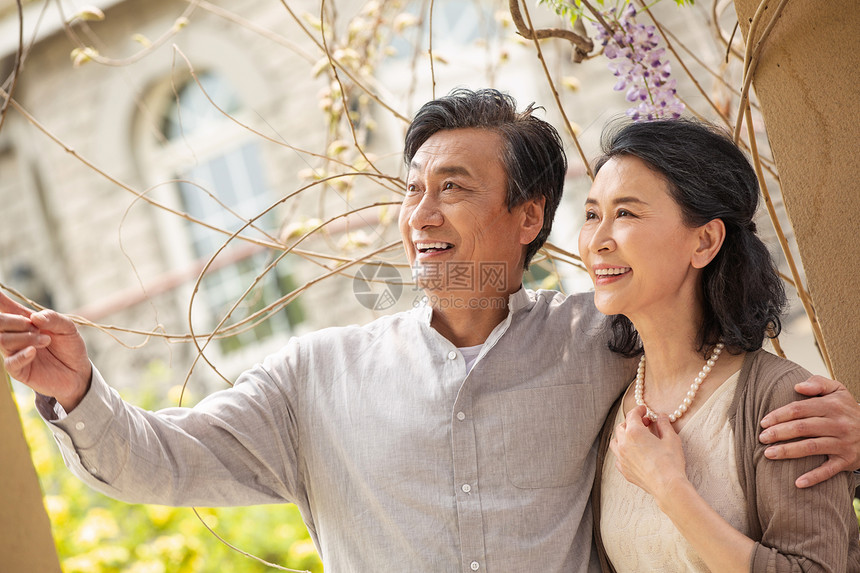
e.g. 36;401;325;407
760;397;836;429
0;291;34;317
792;375;847;399
794;457;845;489
30;310;78;336
3;346;36;374
0;311;36;332
759;416;834;444
0;332;51;355
763;436;841;460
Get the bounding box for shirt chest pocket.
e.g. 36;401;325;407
499;384;595;489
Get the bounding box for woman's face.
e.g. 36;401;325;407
578;155;706;321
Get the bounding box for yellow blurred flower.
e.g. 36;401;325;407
288;537;319;561
146;504;177;528
76;507;119;547
128;560;166;573
44;495;69;524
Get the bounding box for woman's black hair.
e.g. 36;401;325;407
593;118;786;357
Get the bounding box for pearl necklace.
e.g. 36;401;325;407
634;342;725;423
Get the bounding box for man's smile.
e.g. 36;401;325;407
415;241;454;254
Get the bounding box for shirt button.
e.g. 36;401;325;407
456;411;466;421
75;422;86;431
461;484;471;493
470;561;480;571
447;350;457;360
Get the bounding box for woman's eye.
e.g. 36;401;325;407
585;211;598;221
617;209;633;218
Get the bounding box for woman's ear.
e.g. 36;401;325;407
691;219;726;269
519;196;546;246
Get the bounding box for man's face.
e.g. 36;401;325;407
399;128;544;300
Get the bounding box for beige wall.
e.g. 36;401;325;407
0;367;61;573
734;0;860;396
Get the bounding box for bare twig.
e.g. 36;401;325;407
318;0;384;177
55;0;202;67
743;104;833;376
277;0;410;123
733;0;790;142
580;0;615;37
637;0;731;127
193;0;316;64
509;0;594;62
0;0;24;134
515;0;593;179
190;507;310;572
428;0;437;98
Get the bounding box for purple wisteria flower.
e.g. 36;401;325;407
594;5;684;121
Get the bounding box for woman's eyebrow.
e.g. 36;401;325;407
584;196;648;206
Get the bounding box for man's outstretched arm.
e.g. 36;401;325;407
1;289;301;507
759;375;860;488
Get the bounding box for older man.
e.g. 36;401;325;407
2;89;857;572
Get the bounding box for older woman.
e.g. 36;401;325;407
580;119;860;572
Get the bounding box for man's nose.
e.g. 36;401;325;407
408;193;444;229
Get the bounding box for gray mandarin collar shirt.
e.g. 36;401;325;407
39;287;635;572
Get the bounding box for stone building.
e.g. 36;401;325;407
0;0;408;394
0;0;824;400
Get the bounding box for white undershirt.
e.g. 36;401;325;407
459;344;484;372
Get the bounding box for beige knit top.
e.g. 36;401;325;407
599;371;747;571
591;350;860;573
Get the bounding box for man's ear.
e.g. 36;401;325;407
519;196;546;246
691;219;726;269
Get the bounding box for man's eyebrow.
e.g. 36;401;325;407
435;165;473;177
407;161;474;178
584;196;648;206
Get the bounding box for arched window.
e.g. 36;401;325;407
157;71;303;355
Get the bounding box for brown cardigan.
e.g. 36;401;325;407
591;350;860;572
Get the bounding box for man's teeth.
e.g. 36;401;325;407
595;267;630;276
417;242;452;252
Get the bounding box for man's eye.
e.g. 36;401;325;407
443;182;457;190
406;184;419;194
